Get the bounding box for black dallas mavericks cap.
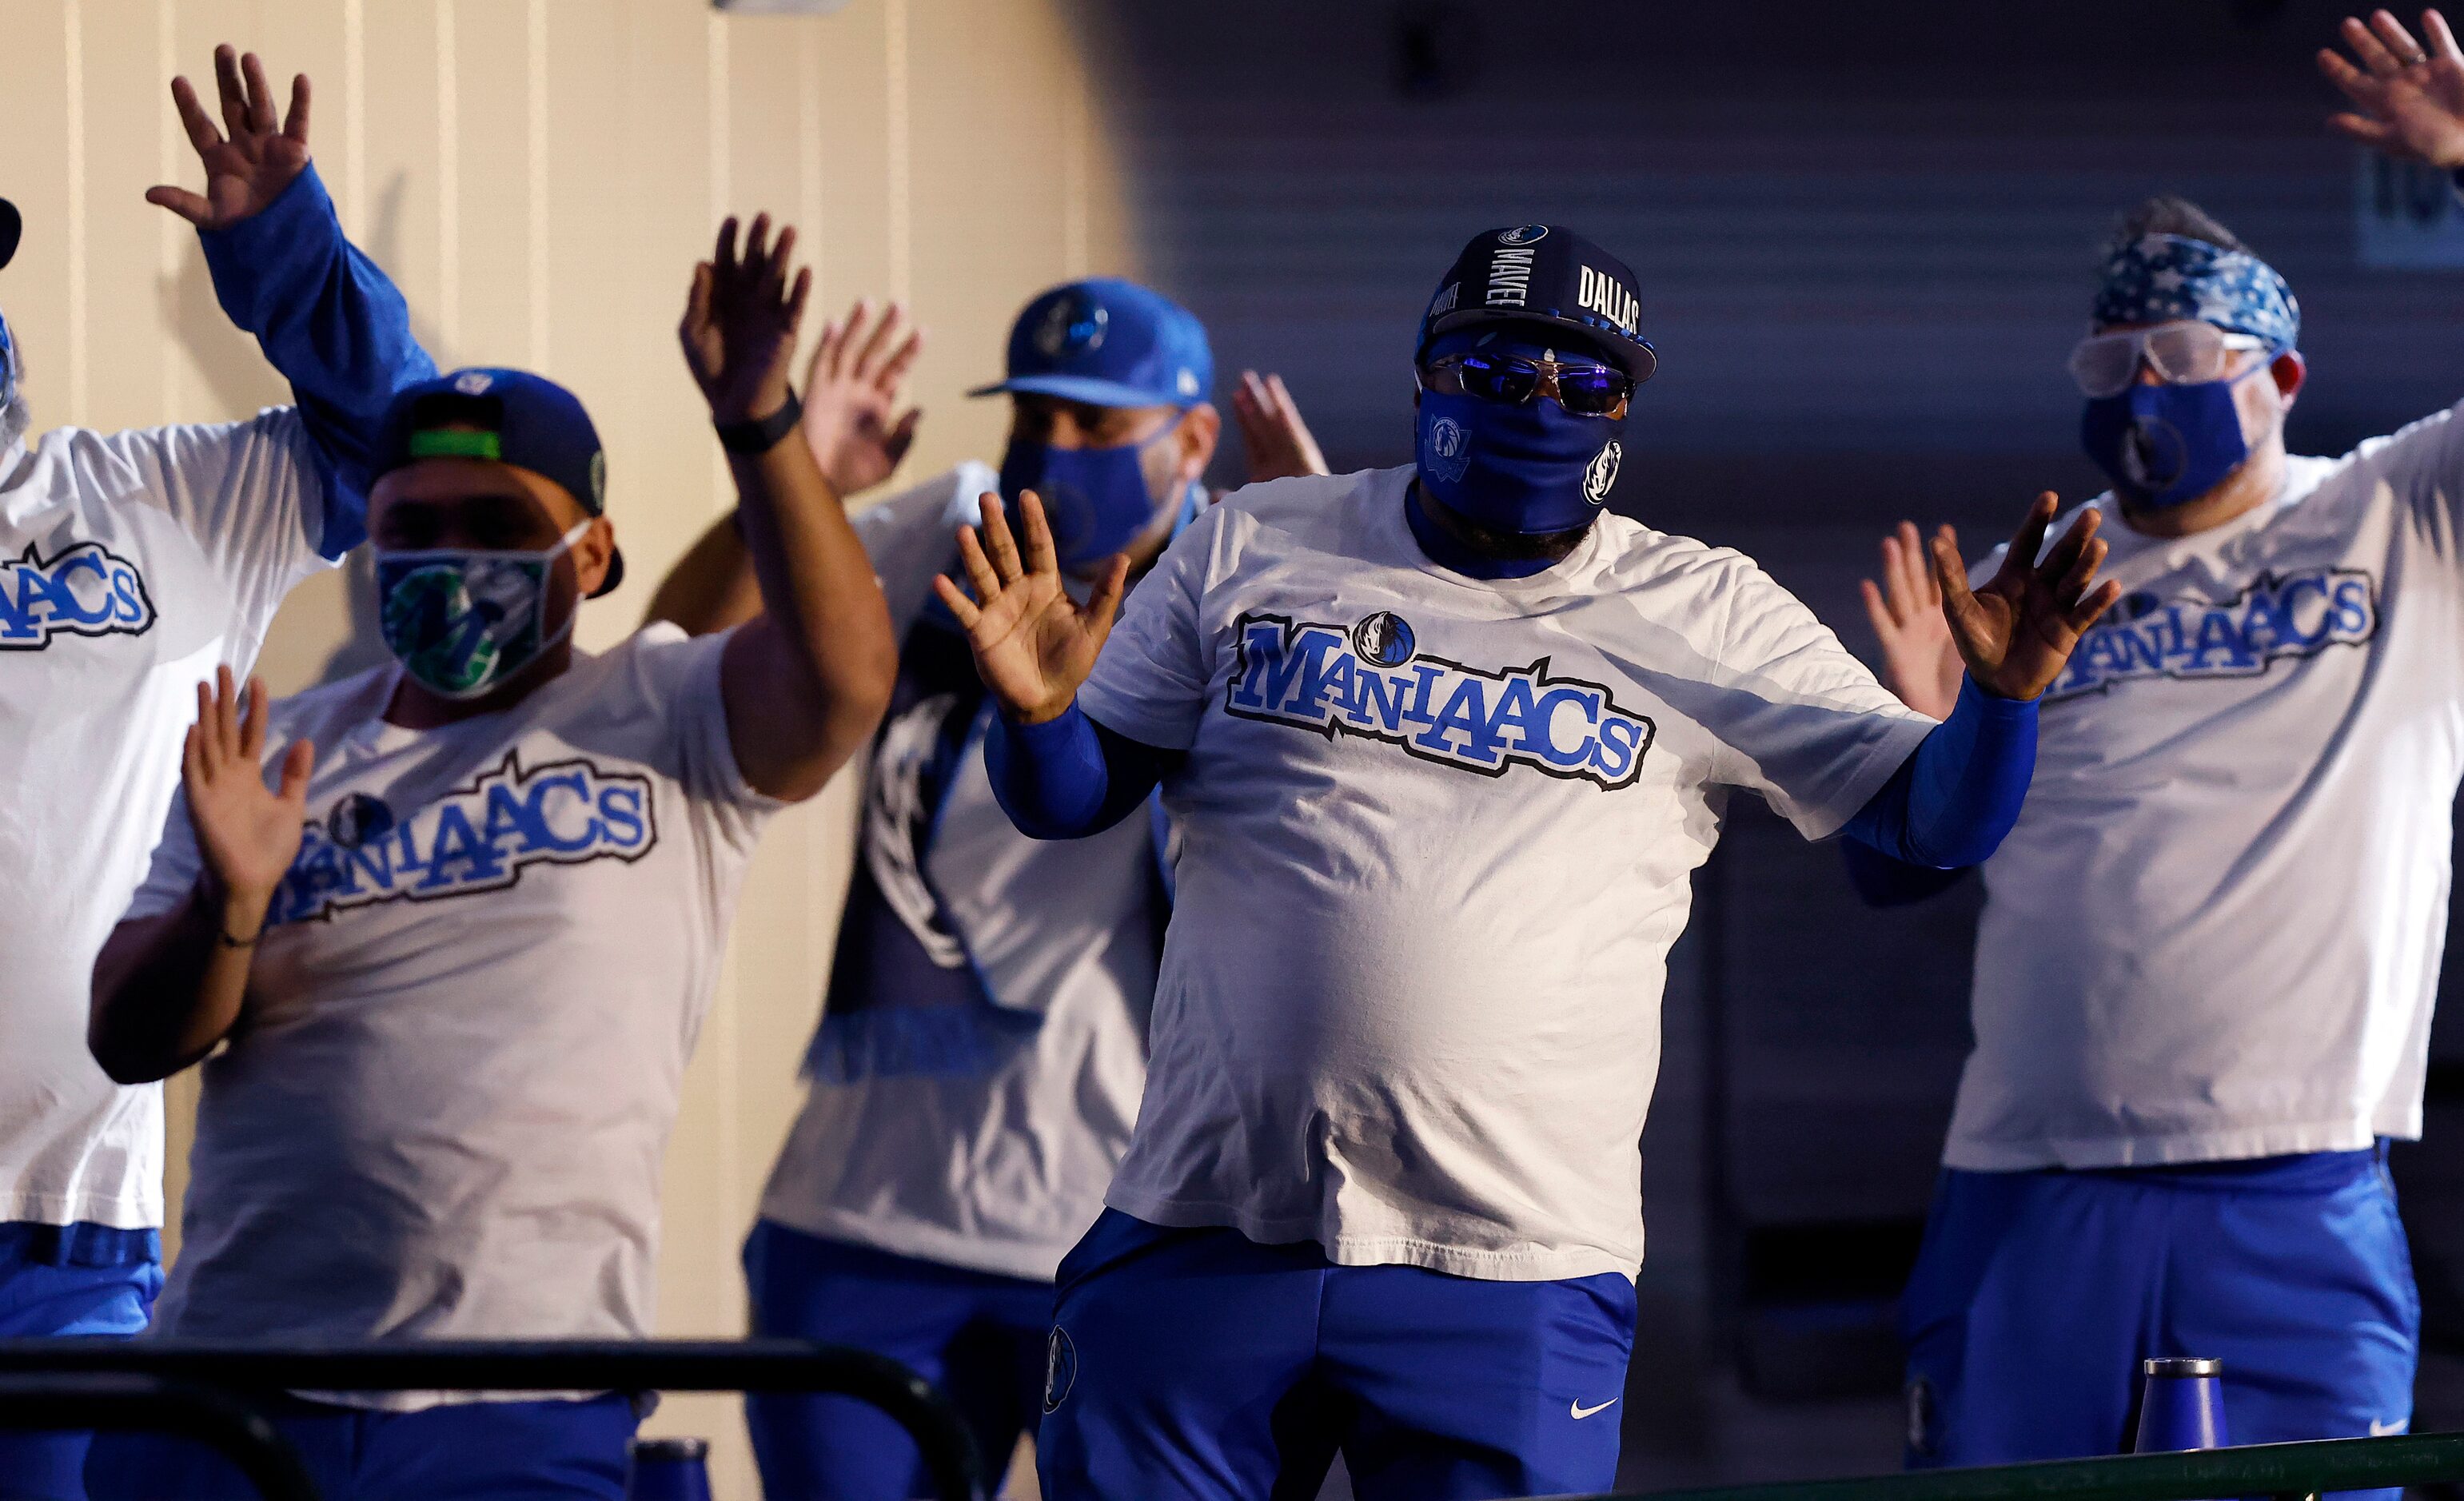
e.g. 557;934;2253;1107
1417;224;1657;382
373;367;623;596
0;198;20;270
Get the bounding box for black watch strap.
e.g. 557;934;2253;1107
715;391;803;455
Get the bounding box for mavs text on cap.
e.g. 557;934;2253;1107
1486;245;1537;308
267;753;659;925
2045;567;2378;701
1226;611;1655;788
1577;266;1639;335
0;542;156;649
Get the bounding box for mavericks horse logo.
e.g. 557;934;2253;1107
1353;611;1416;667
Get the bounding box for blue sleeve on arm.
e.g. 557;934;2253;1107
986;701;1180;841
198;164;439;558
1840;676;2039;870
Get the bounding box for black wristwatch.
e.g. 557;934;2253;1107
715;390;803;455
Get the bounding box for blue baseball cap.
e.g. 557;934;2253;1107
373;367;622;596
968;277;1214;410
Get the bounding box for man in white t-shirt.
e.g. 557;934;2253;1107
0;46;434;1501
648;283;1328;1498
936;224;2118;1501
1849;10;2464;1478
79;217;895;1501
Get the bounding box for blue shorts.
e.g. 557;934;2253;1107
83;1392;637;1501
0;1224;161;1501
742;1219;1051;1500
1901;1146;2417;1498
1037;1209;1637;1501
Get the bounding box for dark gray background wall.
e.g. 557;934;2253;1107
1071;1;2464;1487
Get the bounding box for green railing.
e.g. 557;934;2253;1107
1593;1431;2464;1501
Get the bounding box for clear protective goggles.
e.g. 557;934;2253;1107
2067;321;2274;399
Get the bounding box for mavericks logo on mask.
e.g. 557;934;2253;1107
1226;609;1655;789
376;520;588;699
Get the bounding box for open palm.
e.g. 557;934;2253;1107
1859;520;1964;720
146;46;313;231
933;492;1127;724
680;214;811;428
803;298;923;499
185;667;315;906
2320;9;2464;168
1930;493;2121;702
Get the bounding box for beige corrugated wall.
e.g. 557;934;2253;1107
0;0;1134;1491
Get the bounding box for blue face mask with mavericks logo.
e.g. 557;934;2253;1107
2079;356;2275;510
997;413;1186;570
1414;340;1625;536
2078;233;2299;510
376;520;589;699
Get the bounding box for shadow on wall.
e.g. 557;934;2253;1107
162;169;442;687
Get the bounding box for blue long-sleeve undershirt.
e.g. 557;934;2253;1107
986;704;1177;840
1838;677;2037;868
197;163;438;558
988;676;2039;866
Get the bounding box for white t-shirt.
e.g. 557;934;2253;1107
125;625;778;1404
758;467;1155;1284
0;413;337;1232
1948;408;2464;1170
1078;465;1934;1280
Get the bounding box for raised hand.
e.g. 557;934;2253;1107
183;667;314;918
2320;8;2464;168
1233;370;1330;484
1860;520;1965;721
801;299;923;500
933;493;1127;724
146;46;312;230
1930;494;2123;702
681;213;812;428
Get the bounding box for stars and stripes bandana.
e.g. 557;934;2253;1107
2091;233;2299;348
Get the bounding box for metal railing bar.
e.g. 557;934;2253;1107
1586;1431;2464;1501
0;1339;983;1501
0;1372;318;1501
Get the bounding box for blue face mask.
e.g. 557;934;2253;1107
1413;358;1625;536
375;520;588;699
2080;359;2274;509
998;414;1185;570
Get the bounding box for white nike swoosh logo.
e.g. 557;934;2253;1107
2370;1419;2407;1437
1571;1398;1620;1419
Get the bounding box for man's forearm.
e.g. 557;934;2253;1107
986;703;1176;840
199;164;437;550
1841;677;2039;869
716;419;897;800
89;883;263;1085
734;424;896;703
